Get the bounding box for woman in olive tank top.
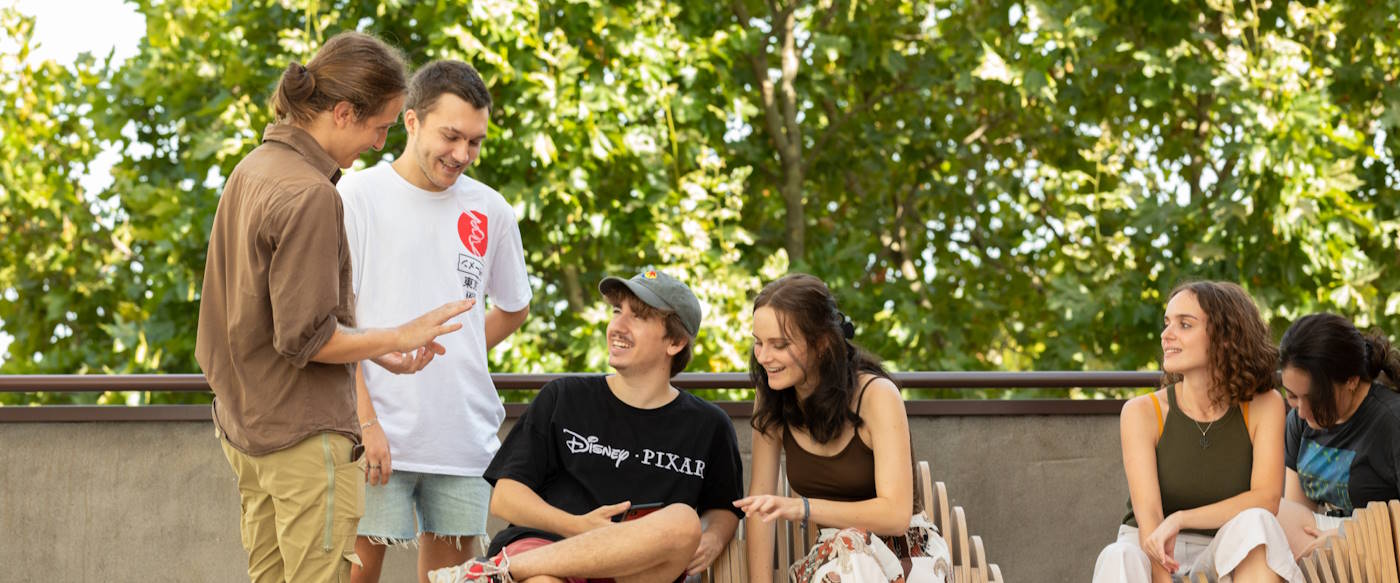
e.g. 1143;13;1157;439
1092;281;1301;583
734;274;948;582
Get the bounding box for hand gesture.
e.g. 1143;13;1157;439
733;494;802;524
372;342;444;375
575;501;631;535
1143;512;1182;574
362;421;392;486
1297;525;1339;559
686;529;726;576
394;299;474;351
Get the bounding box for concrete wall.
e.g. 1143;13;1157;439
0;415;1126;582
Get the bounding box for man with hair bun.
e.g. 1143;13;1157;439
338;59;532;583
197;32;473;582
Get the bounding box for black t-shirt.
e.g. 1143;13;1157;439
1285;384;1400;514
484;375;744;555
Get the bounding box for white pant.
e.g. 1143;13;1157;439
1312;511;1345;532
1092;508;1303;582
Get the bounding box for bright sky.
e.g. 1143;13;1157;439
12;0;144;195
13;0;144;65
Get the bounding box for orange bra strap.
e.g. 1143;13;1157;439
1150;392;1164;437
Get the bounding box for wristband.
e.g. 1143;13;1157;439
801;496;810;529
360;418;378;430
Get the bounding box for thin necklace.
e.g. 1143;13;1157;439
1180;386;1223;448
1193;417;1217;449
1187;398;1232;448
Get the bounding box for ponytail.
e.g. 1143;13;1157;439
271;62;317;121
269;31;407;126
1362;332;1400;389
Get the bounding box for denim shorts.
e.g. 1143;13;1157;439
357;470;491;543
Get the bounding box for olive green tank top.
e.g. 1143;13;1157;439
1122;385;1253;536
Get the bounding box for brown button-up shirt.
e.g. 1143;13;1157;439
196;124;358;455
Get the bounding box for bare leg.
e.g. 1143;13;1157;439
1276;498;1318;558
418;535;478;583
507;504;701;583
352;537;389;583
1227;544;1283;583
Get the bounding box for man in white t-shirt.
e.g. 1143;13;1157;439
339;60;532;583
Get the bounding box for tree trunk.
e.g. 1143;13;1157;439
734;0;805;263
781;164;805;262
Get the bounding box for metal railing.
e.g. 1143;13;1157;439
0;371;1162;421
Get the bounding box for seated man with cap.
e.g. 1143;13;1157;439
432;269;744;583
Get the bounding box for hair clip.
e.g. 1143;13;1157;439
838;311;855;339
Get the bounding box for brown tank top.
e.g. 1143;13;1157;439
784;422;879;502
783;381;922;514
1123;385;1253;536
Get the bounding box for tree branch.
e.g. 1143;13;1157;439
731;0;790;156
804;79;912;175
732;0;808;261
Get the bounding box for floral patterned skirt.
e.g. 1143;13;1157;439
788;514;951;583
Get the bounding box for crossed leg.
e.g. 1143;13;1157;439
510;504;701;583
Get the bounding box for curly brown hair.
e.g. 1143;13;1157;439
1162;281;1277;406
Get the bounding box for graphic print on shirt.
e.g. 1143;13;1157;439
456;210;489;300
562;427;706;477
1298;440;1356;512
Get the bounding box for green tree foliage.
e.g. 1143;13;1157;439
0;10;134;403
1;0;1397;403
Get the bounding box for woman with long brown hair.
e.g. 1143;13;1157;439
1092;281;1300;582
735;273;948;582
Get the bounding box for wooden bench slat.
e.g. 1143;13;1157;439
1319;546;1338;583
705;457;997;581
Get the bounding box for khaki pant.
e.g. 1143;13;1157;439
222;432;365;582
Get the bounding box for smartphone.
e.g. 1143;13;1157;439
615;502;665;522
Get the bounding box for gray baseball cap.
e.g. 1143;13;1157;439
598;269;702;337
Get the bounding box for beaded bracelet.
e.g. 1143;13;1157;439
801;496;810;529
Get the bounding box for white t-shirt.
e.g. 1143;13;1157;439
340;162;532;476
